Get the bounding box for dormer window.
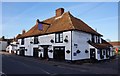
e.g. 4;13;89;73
91;34;95;43
34;36;39;44
21;38;24;45
98;37;100;43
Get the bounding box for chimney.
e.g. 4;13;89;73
56;8;64;17
22;29;26;34
2;36;5;40
36;19;40;25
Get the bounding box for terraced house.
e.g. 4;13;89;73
16;8;115;61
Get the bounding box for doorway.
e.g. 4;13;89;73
33;48;39;58
54;46;65;60
19;47;25;56
43;46;49;59
90;48;96;60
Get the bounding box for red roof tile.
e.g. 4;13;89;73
109;42;120;46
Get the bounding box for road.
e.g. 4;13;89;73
1;52;119;76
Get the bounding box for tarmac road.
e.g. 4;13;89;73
1;52;119;76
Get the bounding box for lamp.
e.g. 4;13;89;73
49;50;53;53
85;50;89;53
64;36;68;42
76;50;81;53
66;50;70;54
50;39;54;43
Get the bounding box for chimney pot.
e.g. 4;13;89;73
2;36;5;40
56;8;64;17
22;29;26;34
36;19;40;25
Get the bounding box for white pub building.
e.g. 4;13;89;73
16;8;114;61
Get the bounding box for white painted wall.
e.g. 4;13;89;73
17;30;112;61
38;31;72;60
72;31;91;60
17;31;72;60
0;41;7;51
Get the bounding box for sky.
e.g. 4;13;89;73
1;2;118;41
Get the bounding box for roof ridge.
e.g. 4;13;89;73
67;11;75;29
70;13;102;36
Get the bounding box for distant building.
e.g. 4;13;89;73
109;41;120;54
16;8;114;61
6;37;18;54
0;36;8;51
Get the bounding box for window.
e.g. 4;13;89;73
103;50;105;55
99;49;103;59
21;38;24;45
91;34;95;43
98;37;100;43
34;36;39;44
55;32;63;43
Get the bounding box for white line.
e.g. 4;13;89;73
57;66;87;72
39;68;51;74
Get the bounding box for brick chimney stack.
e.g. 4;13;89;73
56;8;64;17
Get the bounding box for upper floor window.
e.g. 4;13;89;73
34;36;39;44
91;34;95;43
21;38;24;45
55;32;63;43
98;37;100;43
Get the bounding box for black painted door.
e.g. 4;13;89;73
43;46;48;59
54;47;65;60
19;47;25;56
33;48;39;58
90;48;96;60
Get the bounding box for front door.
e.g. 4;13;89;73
90;48;96;60
54;46;65;60
33;48;39;58
43;46;49;59
106;48;110;58
19;47;25;56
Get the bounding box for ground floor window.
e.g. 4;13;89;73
99;49;104;59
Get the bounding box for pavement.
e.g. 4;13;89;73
0;51;119;76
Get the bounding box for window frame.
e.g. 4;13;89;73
91;34;95;43
21;38;24;45
34;36;39;44
55;32;63;43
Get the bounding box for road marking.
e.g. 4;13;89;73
57;65;87;72
39;68;51;74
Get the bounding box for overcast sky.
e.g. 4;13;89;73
2;2;118;41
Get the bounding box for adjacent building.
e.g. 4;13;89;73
16;8;114;61
109;41;120;54
0;36;8;51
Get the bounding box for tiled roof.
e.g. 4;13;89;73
17;12;102;39
0;37;7;41
88;39;112;49
109;42;120;46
